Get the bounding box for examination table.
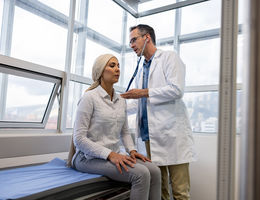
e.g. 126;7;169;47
0;158;130;200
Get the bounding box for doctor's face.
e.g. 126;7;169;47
129;28;146;57
101;57;120;85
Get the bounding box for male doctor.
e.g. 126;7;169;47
121;24;196;200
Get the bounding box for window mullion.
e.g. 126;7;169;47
58;0;76;133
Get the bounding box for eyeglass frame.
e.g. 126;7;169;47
129;34;146;46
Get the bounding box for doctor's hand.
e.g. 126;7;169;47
108;152;136;174
130;150;151;162
120;89;149;99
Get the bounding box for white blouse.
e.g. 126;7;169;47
73;85;136;160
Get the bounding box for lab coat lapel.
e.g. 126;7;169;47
148;50;161;80
136;58;144;89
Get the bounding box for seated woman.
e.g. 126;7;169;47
67;54;161;200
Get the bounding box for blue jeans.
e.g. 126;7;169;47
73;151;161;200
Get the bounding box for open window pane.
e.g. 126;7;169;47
45;96;58;129
0;74;54;123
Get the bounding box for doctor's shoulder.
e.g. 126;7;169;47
162;50;185;66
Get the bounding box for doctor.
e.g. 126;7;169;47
121;24;196;200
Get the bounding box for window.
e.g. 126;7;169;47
237;34;244;84
180;38;220;86
66;81;90;129
45;97;59;129
122;52;137;87
72;38;120;80
183;91;218;133
0;0;3;32
181;0;221;34
11;6;68;70
0;61;61;128
88;0;123;44
126;13;137;45
38;0;70;15
137;10;175;40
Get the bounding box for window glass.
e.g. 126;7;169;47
236;90;242;134
0;73;54;123
45;97;58;129
238;0;244;25
126;13;137;45
183;90;241;133
72;38;120;79
38;0;70;15
237;34;243;84
66;81;90;129
181;0;221;34
180;38;220;86
123;52;137;87
138;0;177;12
0;0;3;32
158;45;174;51
183;92;218;133
11;7;67;70
88;0;123;43
137;9;175;40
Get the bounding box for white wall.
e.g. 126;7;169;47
190;134;240;200
0;133;71;168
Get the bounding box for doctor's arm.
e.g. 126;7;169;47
121;88;149;99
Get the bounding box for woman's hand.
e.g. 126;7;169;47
130;150;151;162
107;152;136;174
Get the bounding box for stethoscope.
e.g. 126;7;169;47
125;38;148;92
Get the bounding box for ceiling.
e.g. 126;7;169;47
112;0;209;18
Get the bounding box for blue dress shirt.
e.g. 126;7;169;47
140;55;154;141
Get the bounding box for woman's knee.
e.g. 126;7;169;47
149;164;161;184
131;164;151;184
144;162;161;180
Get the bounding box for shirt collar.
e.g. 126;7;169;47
97;85;119;102
144;51;156;65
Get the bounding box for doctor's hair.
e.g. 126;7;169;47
130;24;156;45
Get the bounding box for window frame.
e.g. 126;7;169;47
0;54;62;128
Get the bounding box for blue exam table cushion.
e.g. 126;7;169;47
0;158;101;200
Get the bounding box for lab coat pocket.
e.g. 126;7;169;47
150;133;178;164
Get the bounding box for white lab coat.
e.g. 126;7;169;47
127;49;196;166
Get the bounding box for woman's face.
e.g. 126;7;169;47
101;57;120;84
